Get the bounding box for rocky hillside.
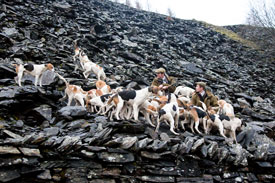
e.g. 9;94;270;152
0;0;275;182
225;25;275;60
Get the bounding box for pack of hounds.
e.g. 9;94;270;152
12;42;242;144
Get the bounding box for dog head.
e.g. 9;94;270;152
207;106;217;115
45;63;54;71
148;86;160;94
218;100;226;109
96;80;106;89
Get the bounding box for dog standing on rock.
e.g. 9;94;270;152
13;63;54;87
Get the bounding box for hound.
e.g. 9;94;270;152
174;86;195;98
13;63;54;87
79;51;106;80
56;73;87;107
96;80;111;95
218;99;235;118
106;86;159;121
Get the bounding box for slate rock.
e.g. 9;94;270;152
0;169;20;182
58;106;87;120
97;152;135;163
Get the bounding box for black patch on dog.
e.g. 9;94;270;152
158;109;166;117
24;63;34;72
195;107;206;118
118;90;136;101
219;114;230;121
100;94;111;103
168;93;171;103
173;105;177;111
210;114;216;122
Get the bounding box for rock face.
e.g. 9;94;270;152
0;0;274;182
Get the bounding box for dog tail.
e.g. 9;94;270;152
73;39;78;49
101;71;106;81
55;73;69;87
107;94;118;105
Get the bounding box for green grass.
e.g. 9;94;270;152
200;21;260;50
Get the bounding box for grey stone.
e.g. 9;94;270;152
97;152;135;163
0;169;20;182
37;169;52;180
120;136;138;149
57;136;81;152
138;175;175;183
58;106;87;119
160;133;171;142
0;146;21;155
140;151;161;159
191;138;205;152
43;127;60;137
2;27;18;37
33;104;52;121
19;147;43;158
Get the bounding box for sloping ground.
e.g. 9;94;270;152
0;0;275;182
225;24;275;60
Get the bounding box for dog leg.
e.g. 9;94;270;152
203;118;207;134
17;68;24;87
34;75;39;86
231;130;237;144
115;101;124;120
133;104;139;121
144;111;155;127
194;120;202;134
39;74;43;87
168;114;179;135
206;120;211;134
190;120;195;133
217;121;226;138
175;113;179;130
155;117;161;133
67;96;73;106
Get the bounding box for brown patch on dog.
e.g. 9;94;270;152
147;105;157;113
72;86;78;94
107;85;111;93
96;89;103;96
46;63;54;70
177;99;187;108
218;100;226;109
113;96;119;106
96;80;106;89
13;64;19;73
190;108;199;122
159;103;166;109
96;64;102;70
179;109;185;115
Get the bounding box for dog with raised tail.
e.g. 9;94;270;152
218;99;235;118
96;80;111;95
56;73;87;107
79;51;106;80
72;40;83;71
13;63;54;87
106;86;159;121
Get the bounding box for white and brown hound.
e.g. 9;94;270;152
13;63;54;87
56;73;87;107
